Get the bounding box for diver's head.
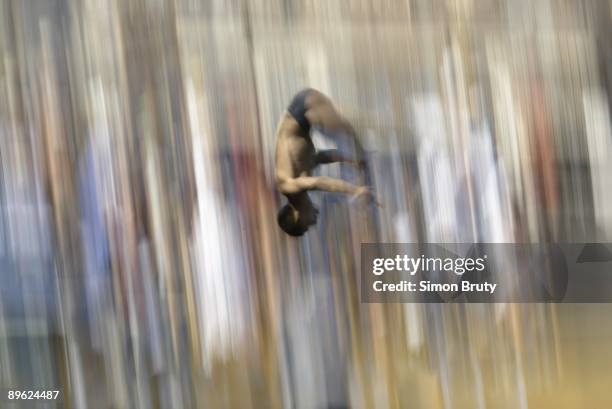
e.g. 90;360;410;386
277;202;319;237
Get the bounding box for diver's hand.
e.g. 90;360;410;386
355;158;368;171
353;186;381;207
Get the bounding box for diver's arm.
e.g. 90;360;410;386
278;176;361;195
316;149;363;165
278;176;379;205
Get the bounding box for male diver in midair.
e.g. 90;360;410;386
275;88;377;236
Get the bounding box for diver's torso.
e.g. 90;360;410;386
275;113;316;178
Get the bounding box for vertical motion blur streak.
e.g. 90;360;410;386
0;0;612;408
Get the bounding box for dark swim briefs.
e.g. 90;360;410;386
287;88;314;132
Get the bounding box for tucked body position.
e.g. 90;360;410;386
275;88;377;236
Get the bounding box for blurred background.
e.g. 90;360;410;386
1;0;612;408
